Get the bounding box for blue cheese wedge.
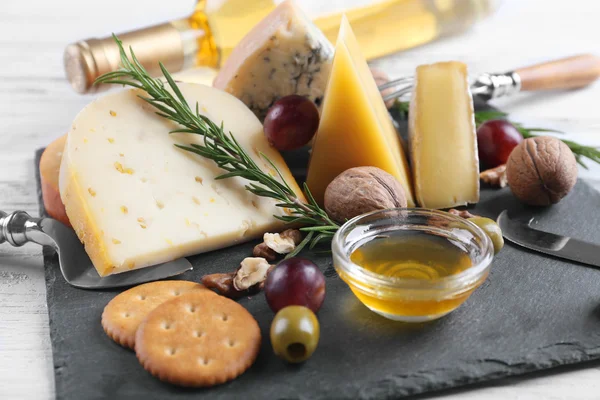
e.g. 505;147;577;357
59;83;305;277
213;0;333;120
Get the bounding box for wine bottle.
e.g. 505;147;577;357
64;0;499;94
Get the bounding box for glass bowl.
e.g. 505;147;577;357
332;208;494;322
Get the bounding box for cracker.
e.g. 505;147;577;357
135;291;261;387
102;280;208;349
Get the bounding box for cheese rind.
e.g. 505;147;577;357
213;0;333;120
409;61;479;209
40;134;71;227
60;83;305;276
306;16;415;206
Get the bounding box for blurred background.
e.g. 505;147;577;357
3;0;600;119
3;0;600;186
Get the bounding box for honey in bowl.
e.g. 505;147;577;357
348;232;480;320
332;209;494;322
350;232;472;280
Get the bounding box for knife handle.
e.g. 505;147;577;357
0;210;49;247
515;54;600;91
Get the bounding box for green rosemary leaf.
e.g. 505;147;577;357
160;62;188;107
144;99;178;116
473;110;507;125
302;182;319;207
260;152;295;194
395;101;410;120
99;79;143;89
154;112;175;120
169;129;196;135
275;215;321;225
300;225;339;232
213;171;247;180
312;249;334;256
94;70;130;81
309;233;330;250
274;203;299;210
285;231;314;259
516;127;562;134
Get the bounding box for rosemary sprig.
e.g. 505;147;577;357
397;102;600;169
396;101;410;120
96;35;339;254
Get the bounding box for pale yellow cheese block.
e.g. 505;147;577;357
60;83;305;276
409;61;480;209
306;16;414;206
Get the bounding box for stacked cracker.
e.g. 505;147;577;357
102;281;261;387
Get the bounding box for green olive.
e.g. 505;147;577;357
468;216;504;254
270;306;320;363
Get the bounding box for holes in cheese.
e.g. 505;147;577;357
306;16;415;206
59;83;304;277
408;61;480;209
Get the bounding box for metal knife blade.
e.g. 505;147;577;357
1;210;193;289
497;210;600;268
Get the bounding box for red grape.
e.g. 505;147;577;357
263;95;320;151
264;257;326;313
477;120;523;168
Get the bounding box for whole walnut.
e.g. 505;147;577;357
506;136;578;206
324;166;407;223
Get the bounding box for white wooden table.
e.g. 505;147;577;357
2;0;600;399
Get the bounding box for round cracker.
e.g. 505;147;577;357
135;291;261;387
102;280;208;349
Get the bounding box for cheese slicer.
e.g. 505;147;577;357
379;54;600;102
0;210;193;289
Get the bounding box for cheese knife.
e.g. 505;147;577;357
497;210;600;268
0;210;193;289
380;54;600;102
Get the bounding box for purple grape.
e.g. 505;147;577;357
263;95;319;151
264;257;326;313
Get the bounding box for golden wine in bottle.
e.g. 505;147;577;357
64;0;499;94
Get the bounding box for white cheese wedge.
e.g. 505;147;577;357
60;83;305;277
213;0;333;120
408;61;480;209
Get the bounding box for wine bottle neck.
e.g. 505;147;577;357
64;16;215;94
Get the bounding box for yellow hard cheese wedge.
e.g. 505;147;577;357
60;83;305;277
306;16;414;206
409;61;480;209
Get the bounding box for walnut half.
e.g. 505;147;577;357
480;164;508;188
201;272;241;298
252;242;277;261
253;229;302;260
201;257;274;299
233;257;271;291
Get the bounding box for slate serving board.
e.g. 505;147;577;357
35;105;600;399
